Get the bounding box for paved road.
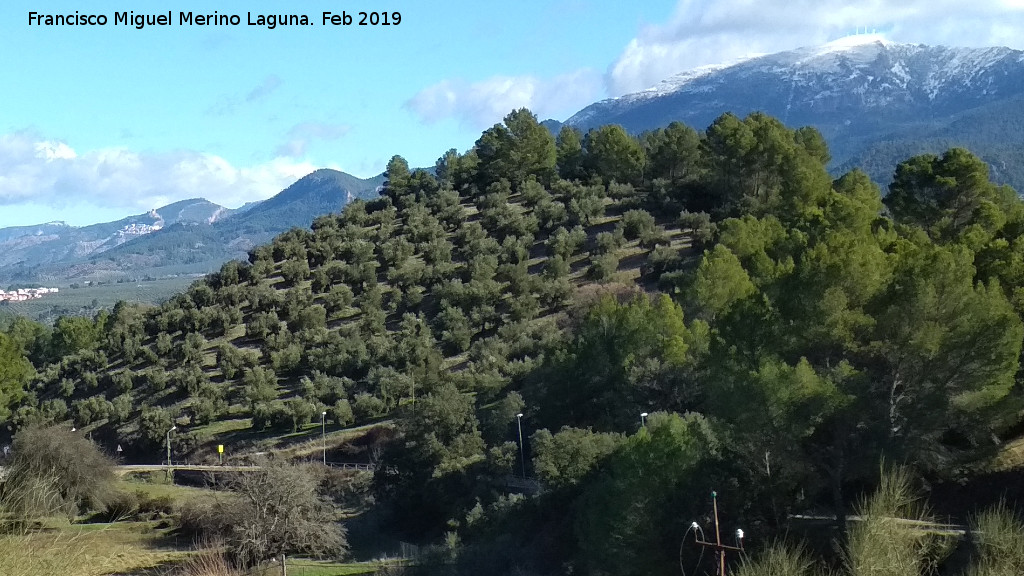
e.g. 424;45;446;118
0;461;376;479
117;462;376;474
115;464;262;474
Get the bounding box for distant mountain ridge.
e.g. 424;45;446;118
0;169;384;283
0;222;72;244
557;36;1024;189
89;169;384;273
237;169;377;224
0;198;230;271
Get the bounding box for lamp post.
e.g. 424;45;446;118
321;411;328;465
640;412;648;428
516;413;525;478
166;425;176;468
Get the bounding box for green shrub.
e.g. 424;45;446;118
352;393;386;422
98;490;139;522
138;406;176;449
588;252;619;280
111;371;133;393
330;399;354;427
73;395;110;426
594;230;625;254
137;492;175;516
191;397;217;425
619;209;656;240
735;542;819;576
109;393;133;424
285;397;315;432
145;367;168;391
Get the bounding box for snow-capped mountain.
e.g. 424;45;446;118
561;36;1024;188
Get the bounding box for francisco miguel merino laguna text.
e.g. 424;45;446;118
28;11;402;29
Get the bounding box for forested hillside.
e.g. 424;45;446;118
2;109;1024;575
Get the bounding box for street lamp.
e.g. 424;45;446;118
166;425;176;468
640;412;649;428
516;413;525;478
321;411;328;465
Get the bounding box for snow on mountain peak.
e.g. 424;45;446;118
782;34;899;73
564;39;1024;132
617;54;761;102
822;33;893;50
619;36;897;102
647;36;894;94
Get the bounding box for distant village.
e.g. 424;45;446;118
0;287;59;302
117;222;162;239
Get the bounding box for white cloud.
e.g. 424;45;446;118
275;122;351;158
406;69;602;128
607;0;1024;95
34;140;77;160
0;131;318;213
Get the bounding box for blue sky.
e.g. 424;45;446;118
2;0;1023;228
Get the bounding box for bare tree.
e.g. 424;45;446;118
195;459;347;567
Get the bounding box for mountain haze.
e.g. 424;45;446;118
0;198;229;272
91;169;385;273
0;169;384;283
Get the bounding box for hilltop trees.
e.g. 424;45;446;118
584;124;646;186
645;121;701;184
476;108;557;190
556;126;586;181
886;147;1019;241
700;111;833;218
531;294;706;431
2;106;1023;576
685;147;1024;523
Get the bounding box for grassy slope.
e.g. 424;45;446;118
0;520;188;576
0;473;382;576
